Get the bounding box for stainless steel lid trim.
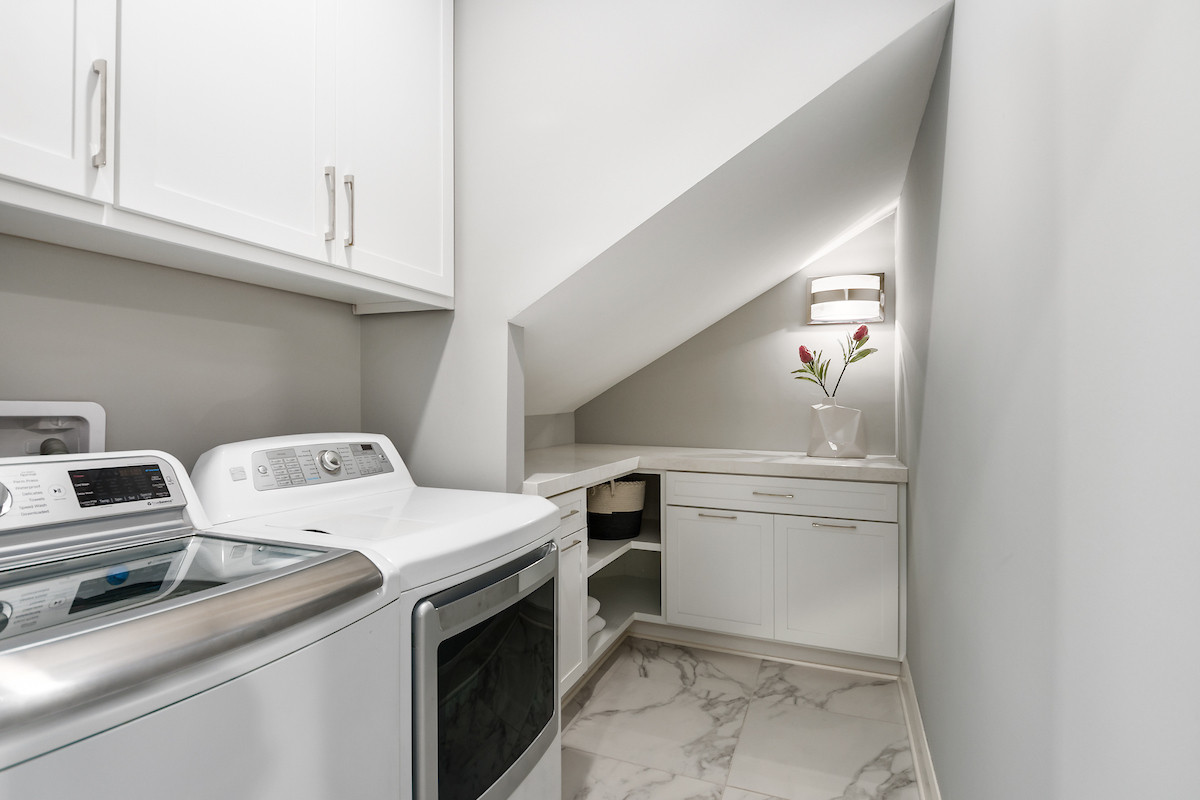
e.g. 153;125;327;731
0;551;383;731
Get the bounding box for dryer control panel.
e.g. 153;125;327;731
250;441;394;491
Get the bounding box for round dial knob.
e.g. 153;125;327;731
0;483;11;518
0;601;12;634
317;450;343;474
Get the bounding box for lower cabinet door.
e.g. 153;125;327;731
774;516;899;658
665;506;774;638
558;532;588;692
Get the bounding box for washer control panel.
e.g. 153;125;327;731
0;455;186;531
250;441;394;491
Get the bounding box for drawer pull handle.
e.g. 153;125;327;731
753;491;795;499
560;509;580;519
561;538;583;550
699;512;737;520
812;521;858;530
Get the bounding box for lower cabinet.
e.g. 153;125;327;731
550;490;589;693
774;516;899;658
557;532;588;692
664;471;902;660
664;507;774;639
545;468;903;696
547;474;664;696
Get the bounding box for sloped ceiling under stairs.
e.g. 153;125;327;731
514;5;952;415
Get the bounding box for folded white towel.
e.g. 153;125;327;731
586;596;601;618
587;614;606;638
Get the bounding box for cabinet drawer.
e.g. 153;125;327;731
665;472;897;523
549;489;587;537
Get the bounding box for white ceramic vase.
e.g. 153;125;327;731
808;396;867;459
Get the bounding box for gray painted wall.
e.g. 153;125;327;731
525;413;575;449
0;234;361;468
899;3;1200;799
575;216;897;455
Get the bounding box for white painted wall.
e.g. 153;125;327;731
516;10;949;416
465;0;953;317
0;234;361;468
363;0;950;489
898;2;1200;798
576;216;898;455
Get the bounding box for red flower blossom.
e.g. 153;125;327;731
792;328;876;397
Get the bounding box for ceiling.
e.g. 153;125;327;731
513;5;952;415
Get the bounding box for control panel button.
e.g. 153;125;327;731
0;483;10;517
0;601;11;633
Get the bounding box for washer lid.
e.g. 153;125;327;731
0;532;381;734
227;486;559;590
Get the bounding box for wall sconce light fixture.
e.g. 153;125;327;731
808;273;885;324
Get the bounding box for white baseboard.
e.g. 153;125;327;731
629;621;902;677
898;661;941;800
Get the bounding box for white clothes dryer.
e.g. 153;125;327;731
191;433;562;800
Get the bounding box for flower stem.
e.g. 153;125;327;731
831;337;857;396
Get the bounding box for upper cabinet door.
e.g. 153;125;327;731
334;0;453;298
0;0;116;202
117;0;335;261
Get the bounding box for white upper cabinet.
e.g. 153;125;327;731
117;0;336;261
0;0;116;202
334;0;453;297
0;1;451;311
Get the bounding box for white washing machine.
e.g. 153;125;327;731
191;433;562;800
0;450;402;800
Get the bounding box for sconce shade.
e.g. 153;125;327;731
809;273;885;324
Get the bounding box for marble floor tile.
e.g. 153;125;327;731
562;639;761;784
563;747;724;800
725;701;911;800
563;682;596;731
753;662;905;725
720;787;788;800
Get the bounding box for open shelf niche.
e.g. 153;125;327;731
584;471;663;660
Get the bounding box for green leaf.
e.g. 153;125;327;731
849;348;878;363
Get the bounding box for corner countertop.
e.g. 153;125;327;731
523;443;907;497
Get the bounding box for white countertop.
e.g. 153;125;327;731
523;443;907;497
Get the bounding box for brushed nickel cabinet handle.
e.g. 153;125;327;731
343;173;355;246
560;509;580;520
91;59;108;168
324;167;336;241
699;512;737;520
812;521;858;530
753;491;794;499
